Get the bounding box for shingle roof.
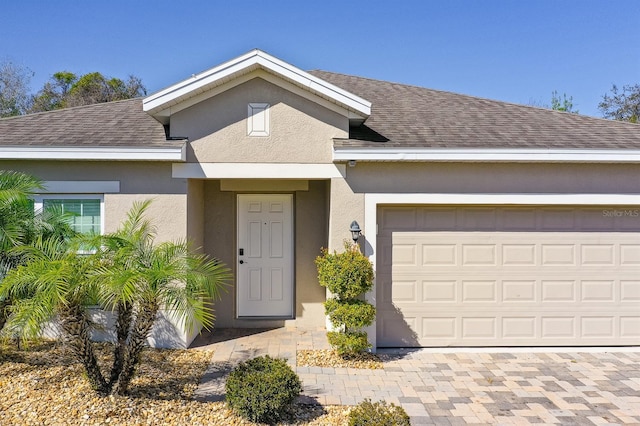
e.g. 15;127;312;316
309;71;640;150
0;98;179;148
2;72;638;152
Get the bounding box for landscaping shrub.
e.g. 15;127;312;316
225;355;302;424
348;399;411;426
316;241;375;355
327;331;371;355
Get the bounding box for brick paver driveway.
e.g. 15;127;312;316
193;329;640;425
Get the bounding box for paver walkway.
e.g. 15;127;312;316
191;328;640;425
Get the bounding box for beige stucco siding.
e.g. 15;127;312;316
0;161;189;243
328;177;365;252
202;179;328;328
187;179;205;251
343;162;640;194
171;76;349;164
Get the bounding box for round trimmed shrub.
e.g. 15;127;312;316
327;330;371;356
325;298;376;329
315;243;374;298
225;355;302;424
348;399;411;426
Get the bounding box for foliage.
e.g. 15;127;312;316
0;199;230;396
327;331;371;355
0;171;75;334
30;71;146;113
550;90;578;113
324;298;376;329
225;355;302;424
316;241;375;355
0;61;33;117
315;242;374;298
599;83;640;123
348;399;411;426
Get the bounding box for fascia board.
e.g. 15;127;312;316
0;145;186;161
143;49;371;117
333;148;640;163
172;162;346;179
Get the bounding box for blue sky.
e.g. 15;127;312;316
2;1;638;117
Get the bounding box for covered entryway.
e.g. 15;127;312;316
377;205;640;347
237;194;294;317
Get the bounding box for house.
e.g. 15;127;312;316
1;49;639;349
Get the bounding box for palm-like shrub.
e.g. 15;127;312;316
316;242;375;355
0;200;230;395
0;171;75;334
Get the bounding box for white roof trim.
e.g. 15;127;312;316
172;162;346;179
0;146;186;161
334;148;640;162
143;49;371;118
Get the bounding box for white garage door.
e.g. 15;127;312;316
377;206;640;347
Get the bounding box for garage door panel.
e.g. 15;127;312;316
378;206;640;347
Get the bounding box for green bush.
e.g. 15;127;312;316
316;241;375;355
315;243;374;298
348;399;411;426
225;355;302;424
327;331;371;356
325;298;376;329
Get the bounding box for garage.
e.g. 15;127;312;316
376;205;640;347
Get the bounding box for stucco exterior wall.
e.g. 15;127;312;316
0;160;189;243
328;177;365;252
170;75;349;164
202;179;328;328
343;162;640;194
187;179;205;251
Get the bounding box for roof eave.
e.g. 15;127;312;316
0;144;187;161
334;147;640;163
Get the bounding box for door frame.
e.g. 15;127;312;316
236;193;294;318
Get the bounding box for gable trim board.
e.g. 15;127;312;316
0;146;186;161
143;49;371;123
335;148;640;162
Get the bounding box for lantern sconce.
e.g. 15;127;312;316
349;220;361;243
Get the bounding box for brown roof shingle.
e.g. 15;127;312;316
0;98;179;148
309;71;640;150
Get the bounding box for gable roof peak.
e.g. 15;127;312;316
143;49;371;124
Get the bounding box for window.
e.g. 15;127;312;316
34;195;103;235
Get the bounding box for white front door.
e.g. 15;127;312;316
237;194;293;317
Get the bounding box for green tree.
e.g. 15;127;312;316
0;200;230;396
29;71;76;112
0;61;33;117
30;72;146;113
550;90;578;113
599;84;640;123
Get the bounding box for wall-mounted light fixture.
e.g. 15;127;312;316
349;220;361;242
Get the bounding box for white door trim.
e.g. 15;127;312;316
237;194;294;317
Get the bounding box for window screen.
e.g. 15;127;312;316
43;199;101;235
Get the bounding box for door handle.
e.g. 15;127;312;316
239;260;245;264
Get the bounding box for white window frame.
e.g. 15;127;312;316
33;194;105;235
